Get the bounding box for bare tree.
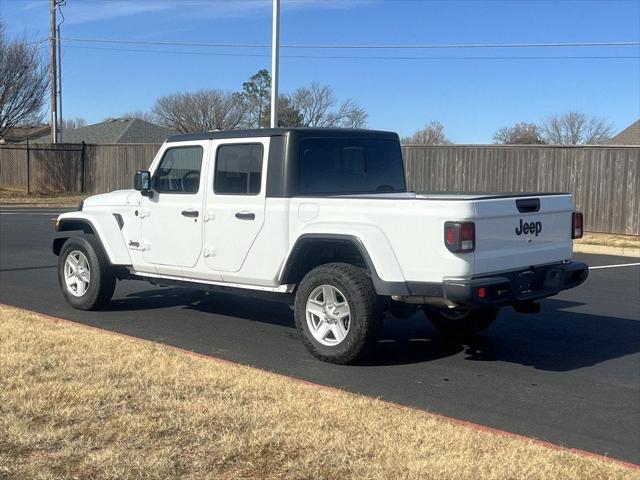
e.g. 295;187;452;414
152;90;246;133
60;117;87;131
542;111;613;144
122;111;156;123
493;122;545;144
291;83;332;127
327;98;368;129
149;72;367;132
0;22;49;139
291;83;367;128
402;121;452;145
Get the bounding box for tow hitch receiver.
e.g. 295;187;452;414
512;301;541;314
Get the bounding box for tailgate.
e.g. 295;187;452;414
473;194;573;275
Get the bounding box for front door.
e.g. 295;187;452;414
141;143;206;269
203;139;268;273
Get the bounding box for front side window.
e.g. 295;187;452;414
214;143;264;195
154;146;203;194
298;138;406;195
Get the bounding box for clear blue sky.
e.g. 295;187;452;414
2;0;639;142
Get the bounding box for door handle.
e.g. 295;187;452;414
235;211;256;221
181;209;199;218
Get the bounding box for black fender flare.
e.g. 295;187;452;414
279;233;411;296
52;218;99;256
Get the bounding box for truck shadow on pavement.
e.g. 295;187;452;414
106;286;640;373
107;287;295;328
363;298;640;371
455;298;640;372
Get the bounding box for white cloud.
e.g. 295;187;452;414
63;1;177;25
36;0;379;26
3;0;378;36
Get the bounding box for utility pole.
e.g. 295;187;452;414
270;0;280;128
49;0;58;143
57;23;63;142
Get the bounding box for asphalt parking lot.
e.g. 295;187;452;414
1;207;638;463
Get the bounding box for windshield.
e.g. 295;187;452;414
298;138;406;195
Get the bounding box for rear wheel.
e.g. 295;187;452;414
294;263;382;364
424;307;499;337
58;235;116;310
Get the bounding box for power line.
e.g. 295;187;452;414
26;39;49;46
63;44;640;61
62;37;640;50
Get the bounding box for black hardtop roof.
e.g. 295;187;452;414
166;127;399;143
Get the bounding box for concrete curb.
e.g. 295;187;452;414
574;243;640;258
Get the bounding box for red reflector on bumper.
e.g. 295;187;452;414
477;287;486;298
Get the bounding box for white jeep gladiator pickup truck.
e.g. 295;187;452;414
54;128;588;364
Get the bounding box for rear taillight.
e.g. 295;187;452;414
444;221;475;253
572;212;583;239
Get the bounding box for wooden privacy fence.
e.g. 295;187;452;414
403;145;639;235
0;142;161;195
0;142;638;235
83;144;161;193
0;143;85;193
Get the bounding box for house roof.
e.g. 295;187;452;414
608;120;640;145
0;125;50;143
31;118;171;144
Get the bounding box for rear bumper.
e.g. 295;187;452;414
442;261;589;307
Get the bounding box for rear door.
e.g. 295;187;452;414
203;139;269;273
473;194;574;274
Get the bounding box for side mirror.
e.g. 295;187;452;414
134;170;153;197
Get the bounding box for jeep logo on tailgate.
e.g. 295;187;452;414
515;219;542;236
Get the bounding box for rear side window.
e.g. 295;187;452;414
154;146;203;194
214;143;264;195
298;138;406;195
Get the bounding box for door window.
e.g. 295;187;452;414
214;144;264;195
154;146;203;194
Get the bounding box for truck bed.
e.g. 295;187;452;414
289;191;575;283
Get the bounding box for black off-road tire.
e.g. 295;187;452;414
58;235;116;310
294;263;382;364
424;307;499;337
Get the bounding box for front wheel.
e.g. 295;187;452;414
424;306;499;337
58;235;116;310
294;263;382;364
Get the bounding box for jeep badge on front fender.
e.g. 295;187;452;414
515;218;542;236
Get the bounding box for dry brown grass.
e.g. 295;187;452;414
0;305;637;480
0;188;85;207
575;233;640;249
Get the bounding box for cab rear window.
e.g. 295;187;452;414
298;138;406;195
